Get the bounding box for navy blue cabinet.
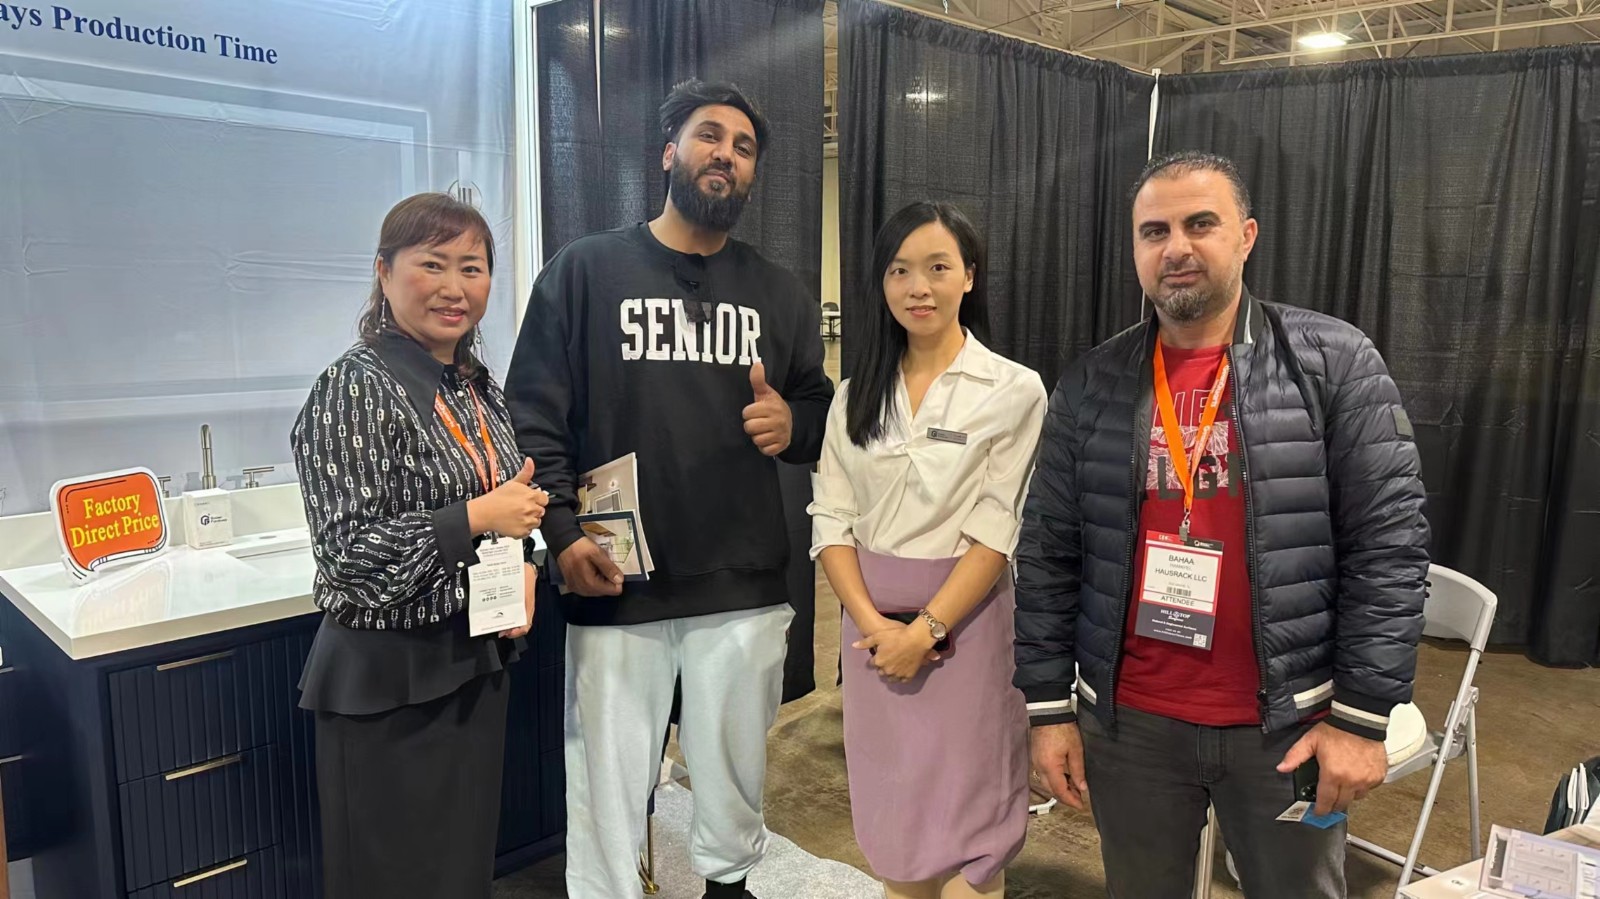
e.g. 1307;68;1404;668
0;579;566;898
126;846;286;899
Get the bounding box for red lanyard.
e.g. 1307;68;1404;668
434;386;500;493
1153;341;1230;541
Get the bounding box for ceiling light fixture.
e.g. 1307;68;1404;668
1298;31;1352;49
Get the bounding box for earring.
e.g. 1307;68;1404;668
471;326;486;360
381;296;394;329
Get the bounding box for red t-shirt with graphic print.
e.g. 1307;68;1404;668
1116;343;1261;726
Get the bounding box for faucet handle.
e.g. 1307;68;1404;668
243;466;275;489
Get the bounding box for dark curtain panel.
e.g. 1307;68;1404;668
837;0;1154;389
535;0;827;699
1156;47;1600;665
535;0;603;262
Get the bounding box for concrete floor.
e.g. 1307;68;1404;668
498;337;1600;897
499;565;1600;899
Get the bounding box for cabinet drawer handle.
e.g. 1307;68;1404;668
172;858;247;888
164;753;243;781
156;650;235;672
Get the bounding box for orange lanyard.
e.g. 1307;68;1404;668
1153;341;1230;541
434;386;500;493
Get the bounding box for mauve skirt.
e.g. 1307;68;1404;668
842;548;1029;885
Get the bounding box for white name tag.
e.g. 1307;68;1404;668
1134;531;1224;650
1276;801;1313;823
468;537;528;637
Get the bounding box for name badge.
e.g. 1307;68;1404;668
468;537;528;637
927;428;968;445
1134;531;1223;650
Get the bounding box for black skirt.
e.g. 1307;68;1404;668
301;613;517;899
315;668;510;899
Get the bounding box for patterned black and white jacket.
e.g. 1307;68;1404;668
291;331;525;630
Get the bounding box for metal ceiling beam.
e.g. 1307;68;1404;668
1402;1;1493;52
1010;0;1062;37
1070;9;1145;47
858;0;1156;65
1151;34;1208;64
1556;4;1600;40
1221;8;1600;61
1163;2;1281;53
1078;0;1529;52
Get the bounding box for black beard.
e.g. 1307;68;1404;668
668;161;749;233
1150;286;1221;323
1149;268;1239;324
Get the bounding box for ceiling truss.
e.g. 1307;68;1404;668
822;0;1594;139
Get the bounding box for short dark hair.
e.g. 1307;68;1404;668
659;79;771;156
845;201;991;448
1132;151;1252;219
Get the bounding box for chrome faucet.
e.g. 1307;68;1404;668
200;424;217;490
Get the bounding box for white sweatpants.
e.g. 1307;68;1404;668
563;604;794;899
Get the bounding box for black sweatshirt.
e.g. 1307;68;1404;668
505;224;834;626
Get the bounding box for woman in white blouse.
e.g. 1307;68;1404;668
810;202;1047;899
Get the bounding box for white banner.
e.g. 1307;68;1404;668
0;0;514;514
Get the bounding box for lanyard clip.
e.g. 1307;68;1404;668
1179;513;1192;543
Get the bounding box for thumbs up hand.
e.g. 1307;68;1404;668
743;362;793;457
467;457;550;539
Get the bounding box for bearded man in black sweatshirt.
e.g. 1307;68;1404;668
505;80;833;899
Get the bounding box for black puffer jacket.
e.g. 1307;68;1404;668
1014;291;1429;741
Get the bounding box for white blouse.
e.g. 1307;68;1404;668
809;335;1048;561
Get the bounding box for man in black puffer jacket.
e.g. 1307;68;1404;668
1015;152;1429;897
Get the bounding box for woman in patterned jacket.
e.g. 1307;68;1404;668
290;193;546;899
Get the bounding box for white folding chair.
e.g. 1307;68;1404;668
1193;564;1496;899
1348;563;1496;897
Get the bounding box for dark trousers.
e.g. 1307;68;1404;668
316;671;509;899
1080;704;1346;898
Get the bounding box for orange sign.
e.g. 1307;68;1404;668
49;468;170;581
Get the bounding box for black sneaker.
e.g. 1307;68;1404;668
703;878;756;899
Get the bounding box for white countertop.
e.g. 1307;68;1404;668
0;528;320;660
0;483;547;661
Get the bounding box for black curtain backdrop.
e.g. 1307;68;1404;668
838;0;1153;389
1155;47;1600;665
536;0;827;699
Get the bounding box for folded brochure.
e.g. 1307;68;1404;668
549;454;653;589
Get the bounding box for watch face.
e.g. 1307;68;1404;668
931;621;948;640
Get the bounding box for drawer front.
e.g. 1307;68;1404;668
120;745;283;893
110;640;295;783
1;751;34;859
534;581;564;669
128;845;285;899
539;747;565;839
538;664;563;754
497;652;543;856
0;663;19;759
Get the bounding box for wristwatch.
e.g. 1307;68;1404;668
917;608;949;642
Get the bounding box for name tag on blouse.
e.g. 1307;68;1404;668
468;537;528;637
927;428;968;445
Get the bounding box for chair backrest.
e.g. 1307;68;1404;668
1423;564;1498;651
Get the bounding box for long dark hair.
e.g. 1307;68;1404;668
357;192;495;380
845;201;990;448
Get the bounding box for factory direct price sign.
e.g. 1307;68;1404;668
50;468;170;580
